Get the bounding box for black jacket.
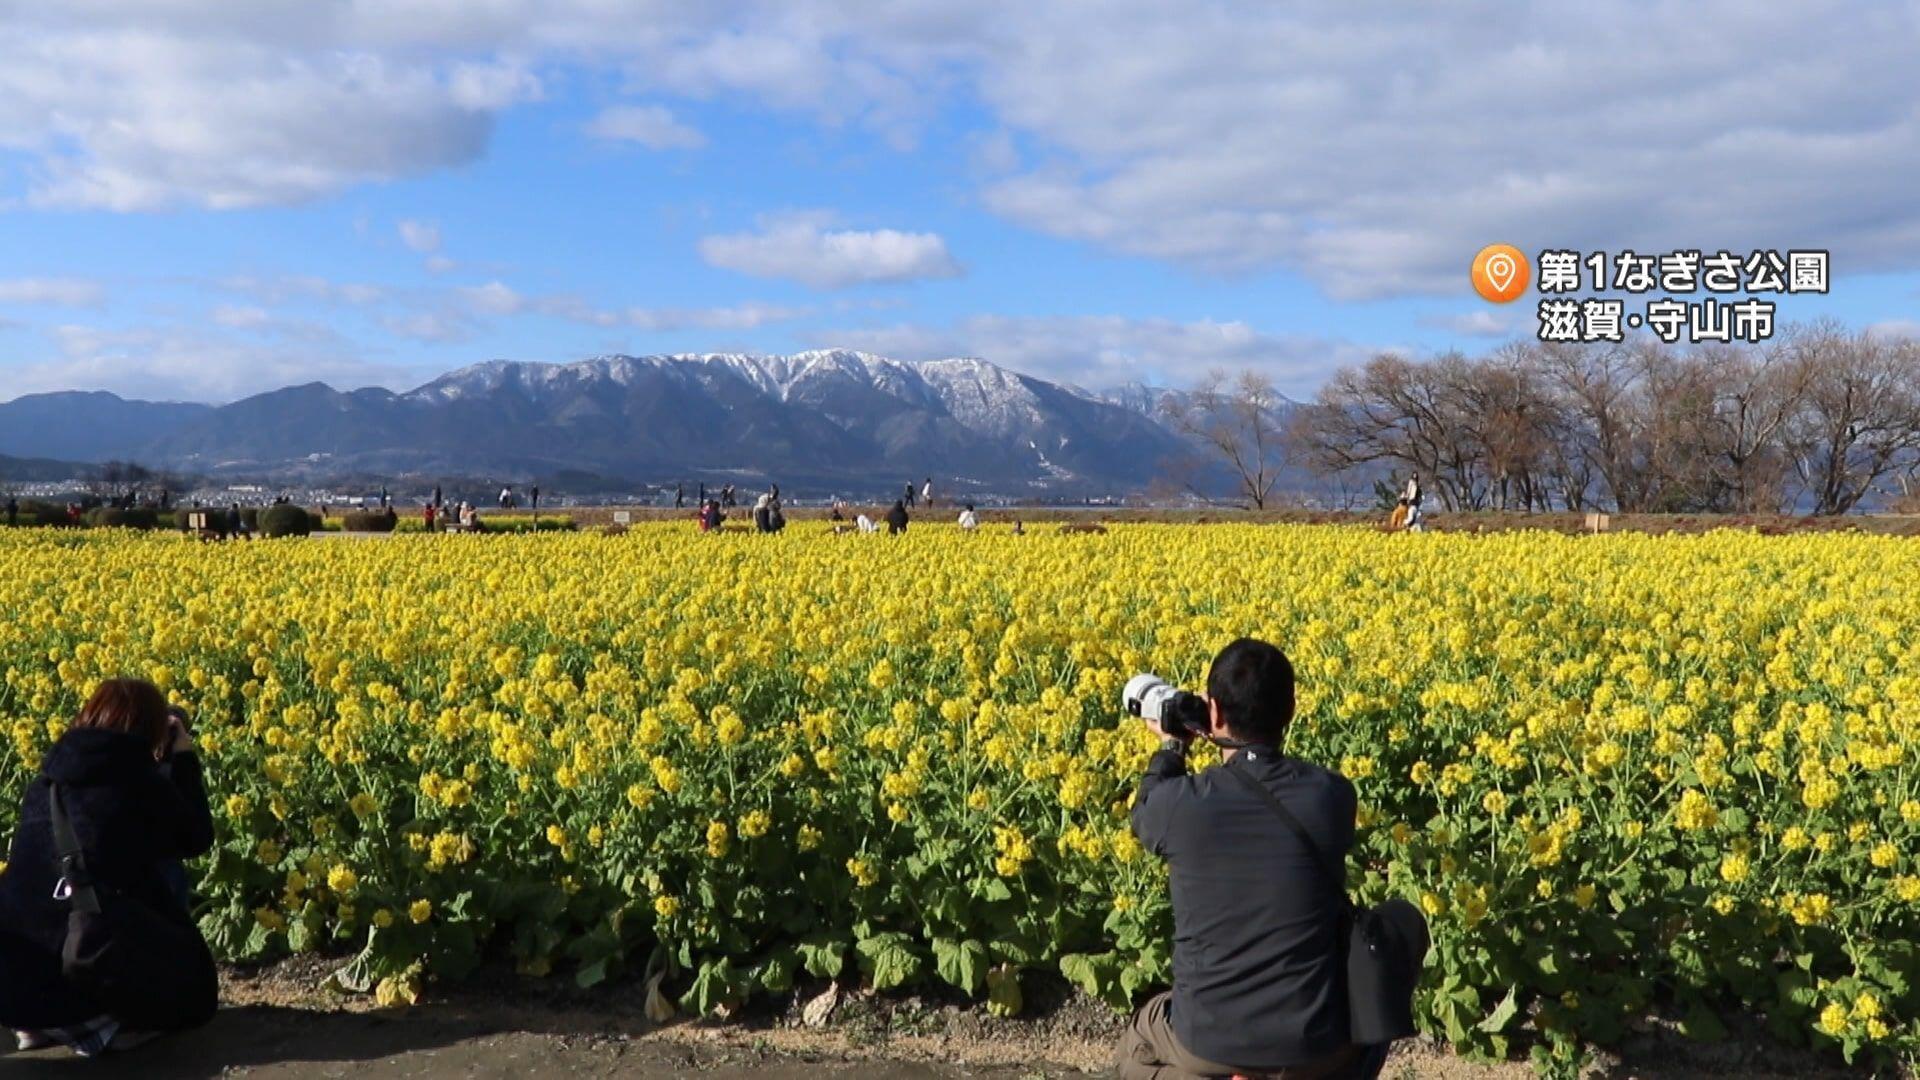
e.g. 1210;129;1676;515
885;503;909;533
0;728;216;1029
1131;745;1356;1070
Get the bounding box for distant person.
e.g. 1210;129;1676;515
675;484;685;510
379;486;389;509
886;499;909;535
4;496;15;528
530;485;540;512
697;482;706;506
752;493;773;533
829;501;845;523
431;485;442;508
423;503;438;532
699;500;724;532
904;482;916;508
958;503;979;531
1011;519;1025;536
922;477;934;509
499;486;513;510
229;504;249;541
856;513;877;533
1402;475;1424;532
0;679;218;1055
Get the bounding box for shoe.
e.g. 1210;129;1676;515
15;1030;54;1052
107;1030;161;1053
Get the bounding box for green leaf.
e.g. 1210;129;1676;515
1059;953;1103;998
680;957;742;1016
932;937;989;995
855;932;924;991
1679;999;1727;1042
758;948;799;993
798;936;846;979
1477;986;1520;1034
287;914;315;954
975;878;1013;903
576;958;611;989
330;942;378;994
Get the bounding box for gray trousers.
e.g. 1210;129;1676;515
1115;991;1387;1080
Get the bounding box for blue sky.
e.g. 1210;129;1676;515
2;1;1916;402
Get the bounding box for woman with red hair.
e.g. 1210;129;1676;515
0;678;217;1056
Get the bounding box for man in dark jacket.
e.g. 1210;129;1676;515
885;499;909;534
1117;639;1386;1079
0;679;217;1050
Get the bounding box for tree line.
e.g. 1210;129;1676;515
1170;323;1920;515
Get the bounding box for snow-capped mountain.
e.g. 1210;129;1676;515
0;351;1194;494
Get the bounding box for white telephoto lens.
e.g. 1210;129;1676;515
1122;673;1166;716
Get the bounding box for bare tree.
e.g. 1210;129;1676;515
1294;328;1919;517
1784;327;1920;514
1162;369;1289;509
85;460;152;506
1695;340;1802;513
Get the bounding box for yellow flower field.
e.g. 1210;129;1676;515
1;524;1916;1070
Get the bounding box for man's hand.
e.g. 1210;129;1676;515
1141;713;1193;746
165;707;195;757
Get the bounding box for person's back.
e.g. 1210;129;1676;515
1119;638;1382;1079
0;679;217;1048
886;500;908;533
1139;752;1354;1068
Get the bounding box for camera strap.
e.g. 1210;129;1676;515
1219;757;1354;915
47;782;104;915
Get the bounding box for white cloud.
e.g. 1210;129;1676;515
1867;319;1920;342
0;277;105;307
0;323;412;402
452;280;807;330
219;275;387;306
700;213;962;289
585;104;706;150
625;302;810;331
398;219;442;253
211;304;271;328
10;2;1920;301
1423;310;1516;338
381;310;475;343
813;314;1382;395
458;281;523;316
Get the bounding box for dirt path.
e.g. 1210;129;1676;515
0;962;1873;1079
0;1000;1511;1080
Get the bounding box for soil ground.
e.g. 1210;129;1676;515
0;959;1879;1079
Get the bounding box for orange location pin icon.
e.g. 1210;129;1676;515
1471;244;1530;303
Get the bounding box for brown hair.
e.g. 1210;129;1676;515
73;678;171;756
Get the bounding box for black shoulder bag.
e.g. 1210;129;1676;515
1220;759;1429;1045
49;782;217;1031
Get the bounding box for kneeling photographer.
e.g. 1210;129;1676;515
1117;638;1424;1080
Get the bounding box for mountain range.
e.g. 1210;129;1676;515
0;351;1215;496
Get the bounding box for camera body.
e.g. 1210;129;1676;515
1123;673;1211;739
